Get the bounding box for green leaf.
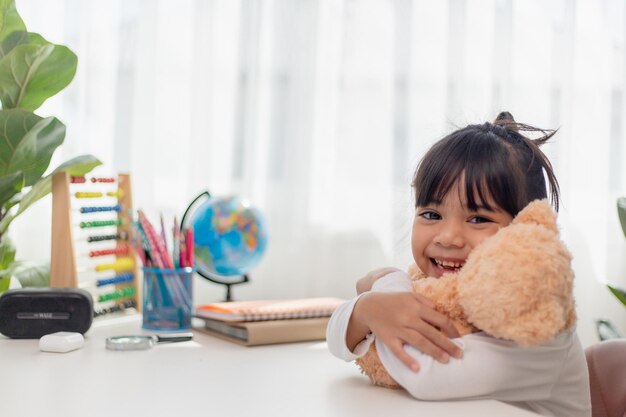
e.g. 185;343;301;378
0;42;77;111
0;276;9;292
0;110;66;186
17;154;101;217
0;0;25;43
51;154;102;177
0;154;101;234
608;284;626;308
11;260;49;287
0;170;22;207
0;234;16;293
618;198;626;239
26;117;66;185
0;109;41;175
0;31;46;59
0;29;26;57
0;233;15;269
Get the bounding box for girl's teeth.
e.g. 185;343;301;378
435;259;464;268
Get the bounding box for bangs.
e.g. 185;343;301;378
413;127;524;215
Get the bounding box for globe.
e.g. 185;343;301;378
188;196;268;278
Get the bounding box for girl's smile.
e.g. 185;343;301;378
412;181;513;278
430;257;466;275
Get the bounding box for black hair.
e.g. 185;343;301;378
412;112;560;216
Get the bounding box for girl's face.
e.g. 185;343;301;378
411;181;513;278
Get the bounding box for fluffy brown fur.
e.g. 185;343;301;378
355;199;576;389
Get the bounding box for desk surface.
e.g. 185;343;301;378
0;315;538;417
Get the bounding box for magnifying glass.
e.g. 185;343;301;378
105;332;193;351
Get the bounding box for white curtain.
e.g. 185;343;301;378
13;0;626;346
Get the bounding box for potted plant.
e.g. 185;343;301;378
0;0;100;292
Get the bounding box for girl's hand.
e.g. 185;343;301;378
356;267;401;294
350;291;463;371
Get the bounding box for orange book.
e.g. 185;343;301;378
194;297;344;322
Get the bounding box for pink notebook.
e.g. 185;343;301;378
194;297;344;322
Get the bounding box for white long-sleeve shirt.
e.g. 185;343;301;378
327;271;591;417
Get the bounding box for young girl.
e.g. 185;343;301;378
327;113;591;417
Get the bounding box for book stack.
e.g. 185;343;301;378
193;297;345;346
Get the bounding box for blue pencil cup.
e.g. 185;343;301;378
142;267;194;331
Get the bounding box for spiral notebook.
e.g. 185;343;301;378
194;297;344;322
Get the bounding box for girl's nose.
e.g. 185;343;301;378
434;222;465;248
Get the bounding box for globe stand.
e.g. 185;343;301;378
181;190;253;302
196;270;249;302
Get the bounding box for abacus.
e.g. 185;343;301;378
50;172;141;317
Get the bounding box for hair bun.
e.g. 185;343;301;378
494;111;516;124
494;111;519;133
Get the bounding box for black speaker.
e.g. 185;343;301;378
0;288;93;338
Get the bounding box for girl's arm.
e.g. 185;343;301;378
375;330;588;404
327;271;463;370
355;267;401;294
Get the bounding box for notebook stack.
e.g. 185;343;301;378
193;297;345;346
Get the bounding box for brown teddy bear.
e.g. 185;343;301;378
355;199;576;389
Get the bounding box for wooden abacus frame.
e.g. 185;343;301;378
50;172;141;313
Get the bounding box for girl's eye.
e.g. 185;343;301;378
469;216;491;224
420;211;441;220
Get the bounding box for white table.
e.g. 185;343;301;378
0;315;539;417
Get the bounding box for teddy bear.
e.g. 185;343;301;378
355;199;576;389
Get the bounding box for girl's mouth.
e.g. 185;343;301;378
430;258;465;273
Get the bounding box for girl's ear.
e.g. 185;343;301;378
511;199;558;233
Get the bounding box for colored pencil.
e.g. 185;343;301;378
186;228;194;268
173;217;180;269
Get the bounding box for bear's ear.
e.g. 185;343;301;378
512;199;558;233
